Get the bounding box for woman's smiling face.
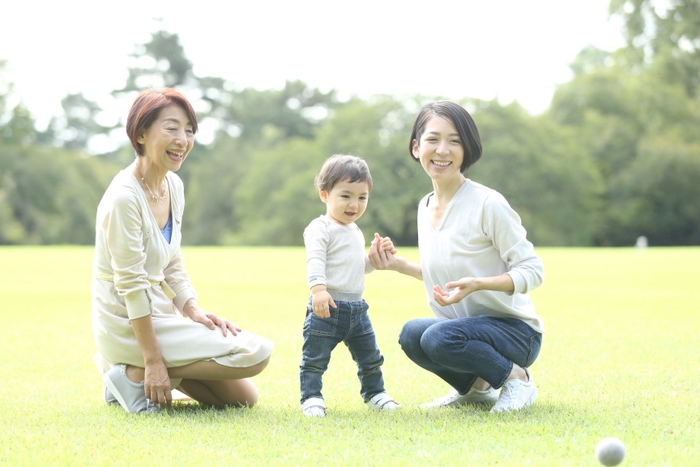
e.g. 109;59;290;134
412;115;464;182
138;103;195;172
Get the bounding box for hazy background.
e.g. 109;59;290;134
1;0;699;248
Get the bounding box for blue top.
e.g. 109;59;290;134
161;213;173;243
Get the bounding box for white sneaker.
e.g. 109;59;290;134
365;392;401;411
490;368;537;413
103;364;160;414
301;397;326;417
422;385;500;408
104;385;118;405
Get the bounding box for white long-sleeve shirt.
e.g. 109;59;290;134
418;180;545;333
304;215;374;302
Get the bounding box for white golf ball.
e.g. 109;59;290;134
595;437;625;466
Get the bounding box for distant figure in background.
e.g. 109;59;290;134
299;154;401;417
91;88;273;413
635;236;648;248
369;101;545;413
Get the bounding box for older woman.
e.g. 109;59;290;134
92;88;273;413
369;101;544;413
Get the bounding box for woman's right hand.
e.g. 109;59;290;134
144;360;172;408
369;233;423;280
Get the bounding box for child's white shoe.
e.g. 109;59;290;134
365;392;401;411
301;397;326;417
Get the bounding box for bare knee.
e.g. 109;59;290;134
246;355;271;377
227;379;259;408
179;378;259;409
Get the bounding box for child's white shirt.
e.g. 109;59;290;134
304;215;373;301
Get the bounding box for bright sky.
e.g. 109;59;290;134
2;0;624;132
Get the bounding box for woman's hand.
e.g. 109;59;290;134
368;233;423;280
433;277;481;306
183;299;241;336
434;274;515;306
144;360;172;408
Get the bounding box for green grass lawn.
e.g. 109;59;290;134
0;246;697;466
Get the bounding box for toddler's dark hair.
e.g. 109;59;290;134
314;154;373;192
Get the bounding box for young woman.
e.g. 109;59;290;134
368;101;544;413
92;88;273;413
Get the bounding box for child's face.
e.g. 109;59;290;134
320;180;370;226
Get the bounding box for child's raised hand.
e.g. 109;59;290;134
380;236;397;255
311;289;336;318
372;233;397;255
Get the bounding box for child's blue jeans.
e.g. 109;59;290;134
300;298;386;404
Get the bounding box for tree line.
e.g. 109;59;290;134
1;1;699;247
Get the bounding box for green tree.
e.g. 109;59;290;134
180;137;249;245
0;152;27;244
0;103;36;146
208;80;339;142
471;100;604;246
550;38;700;245
114;30;194;93
0;144;115;245
614;135;700;245
610;0;700;97
53;93;115;151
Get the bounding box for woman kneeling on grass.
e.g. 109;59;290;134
91;88;273;413
369;101;544;413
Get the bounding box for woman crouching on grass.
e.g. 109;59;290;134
91;88;273;413
369;101;544;413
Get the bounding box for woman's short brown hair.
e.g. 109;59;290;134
126;88;198;156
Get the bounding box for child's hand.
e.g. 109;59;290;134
311;289;336;318
380;236;397;255
373;232;397;255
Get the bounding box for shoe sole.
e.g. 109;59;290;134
103;371;132;413
491;391;537;413
422;393;499;409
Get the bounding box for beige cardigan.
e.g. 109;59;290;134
91;169;274;370
92;170;196;319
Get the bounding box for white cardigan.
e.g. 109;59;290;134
92;169;197;321
91;169;274;371
417;180;545;333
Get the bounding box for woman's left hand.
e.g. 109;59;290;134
433;277;480;306
183;300;242;336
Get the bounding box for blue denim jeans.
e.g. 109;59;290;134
399;316;542;393
300;298;385;403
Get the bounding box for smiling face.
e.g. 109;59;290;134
137;104;195;172
320;180;370;226
412;115;465;183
